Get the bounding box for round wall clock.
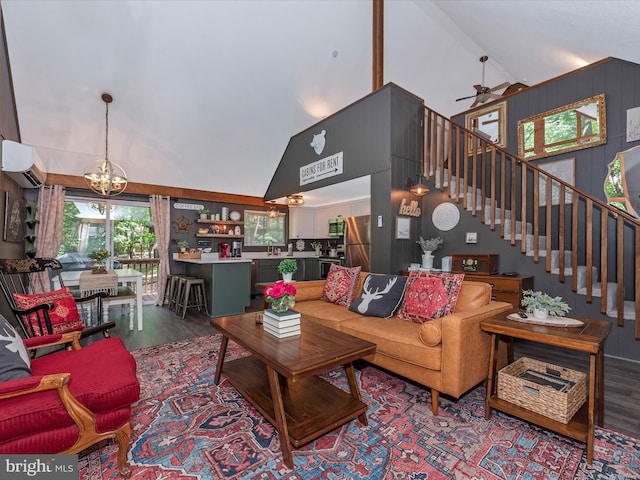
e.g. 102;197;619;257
432;202;460;231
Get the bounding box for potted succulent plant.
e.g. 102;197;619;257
277;258;297;283
177;240;189;252
198;207;210;220
417;236;443;270
521;289;571;319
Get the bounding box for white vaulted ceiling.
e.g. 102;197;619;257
2;0;639;205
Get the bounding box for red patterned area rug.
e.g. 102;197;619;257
78;335;639;479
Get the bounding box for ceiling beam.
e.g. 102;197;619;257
372;0;384;91
45;173;266;206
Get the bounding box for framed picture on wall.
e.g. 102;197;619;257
3;191;25;242
395;216;411;239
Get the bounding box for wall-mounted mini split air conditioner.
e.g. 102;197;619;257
1;140;47;188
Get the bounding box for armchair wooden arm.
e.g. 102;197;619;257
24;331;82;351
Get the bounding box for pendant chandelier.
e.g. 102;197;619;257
84;93;128;196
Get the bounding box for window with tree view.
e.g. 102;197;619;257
58;197;156;271
518;94;606;160
243;210;286;246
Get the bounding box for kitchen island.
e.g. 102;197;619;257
175;255;252;317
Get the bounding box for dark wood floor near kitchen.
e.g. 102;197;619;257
96;301;640;441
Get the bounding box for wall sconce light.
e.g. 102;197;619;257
406;175;429;197
286;194;304;206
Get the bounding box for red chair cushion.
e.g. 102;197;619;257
0;337;139;451
12;287;85;335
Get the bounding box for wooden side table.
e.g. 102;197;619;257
481;315;611;464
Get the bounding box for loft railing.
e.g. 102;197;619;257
422;106;640;339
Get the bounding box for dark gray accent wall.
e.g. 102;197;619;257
267;83;424;275
447;57;640;361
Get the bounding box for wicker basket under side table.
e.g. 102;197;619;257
498;357;586;424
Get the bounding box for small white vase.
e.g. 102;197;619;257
282;273;293;283
422;252;434;270
315;247;321;257
533;308;549;320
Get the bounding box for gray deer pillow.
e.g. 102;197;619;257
349;274;408;318
0;314;31;381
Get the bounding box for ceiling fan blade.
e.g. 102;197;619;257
470;98;480;108
456;94;478;102
473;84;483;92
486;93;503;100
488;82;511;93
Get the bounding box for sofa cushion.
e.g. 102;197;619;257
296;300;362;330
320;264;362;306
341;316;442;371
348;274;407;318
397;272;464;323
454;281;491;311
418;319;443;346
12;287;84;335
0;315;31;381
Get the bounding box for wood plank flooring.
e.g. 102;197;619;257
92;300;640;441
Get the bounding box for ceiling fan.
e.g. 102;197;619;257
456;55;510;108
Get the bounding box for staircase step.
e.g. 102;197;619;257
503;219;532;240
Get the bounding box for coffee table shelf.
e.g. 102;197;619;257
224;356;368;446
211;314;376;468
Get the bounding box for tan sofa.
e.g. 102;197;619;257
292;273;512;415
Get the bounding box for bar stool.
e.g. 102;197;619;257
176;277;209;319
168;274;192;312
163;274;185;309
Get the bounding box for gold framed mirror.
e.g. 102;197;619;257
517;93;606;161
465;101;506;155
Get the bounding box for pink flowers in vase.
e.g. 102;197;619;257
263;280;297;313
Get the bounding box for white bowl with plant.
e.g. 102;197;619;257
310;241;323;256
521;289;571;319
278;258;297;283
177;240;189;252
417;236;443;255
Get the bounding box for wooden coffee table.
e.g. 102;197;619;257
211;313;376;468
481;315;611;464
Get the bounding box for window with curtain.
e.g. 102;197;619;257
57;197;155;270
243;210;286;246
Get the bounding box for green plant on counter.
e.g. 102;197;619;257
177;240;189;251
310;241;323;250
277;258;297;274
521;290;571;317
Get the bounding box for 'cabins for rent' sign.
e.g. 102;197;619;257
299;152;344;186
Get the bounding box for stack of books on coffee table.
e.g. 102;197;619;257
263;309;301;338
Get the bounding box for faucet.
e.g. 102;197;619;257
267;241;273;256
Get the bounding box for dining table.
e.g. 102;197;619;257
54;268;144;331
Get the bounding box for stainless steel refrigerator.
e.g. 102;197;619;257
344;215;371;271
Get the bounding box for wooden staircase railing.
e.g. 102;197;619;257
422;105;640;339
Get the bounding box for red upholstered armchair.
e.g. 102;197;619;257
0;315;140;478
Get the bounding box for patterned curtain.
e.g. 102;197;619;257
33;185;65;292
150;195;171;306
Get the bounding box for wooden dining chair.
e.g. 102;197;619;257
79;270;137;330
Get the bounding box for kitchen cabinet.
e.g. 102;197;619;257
289;207;315;239
256;259;281;286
